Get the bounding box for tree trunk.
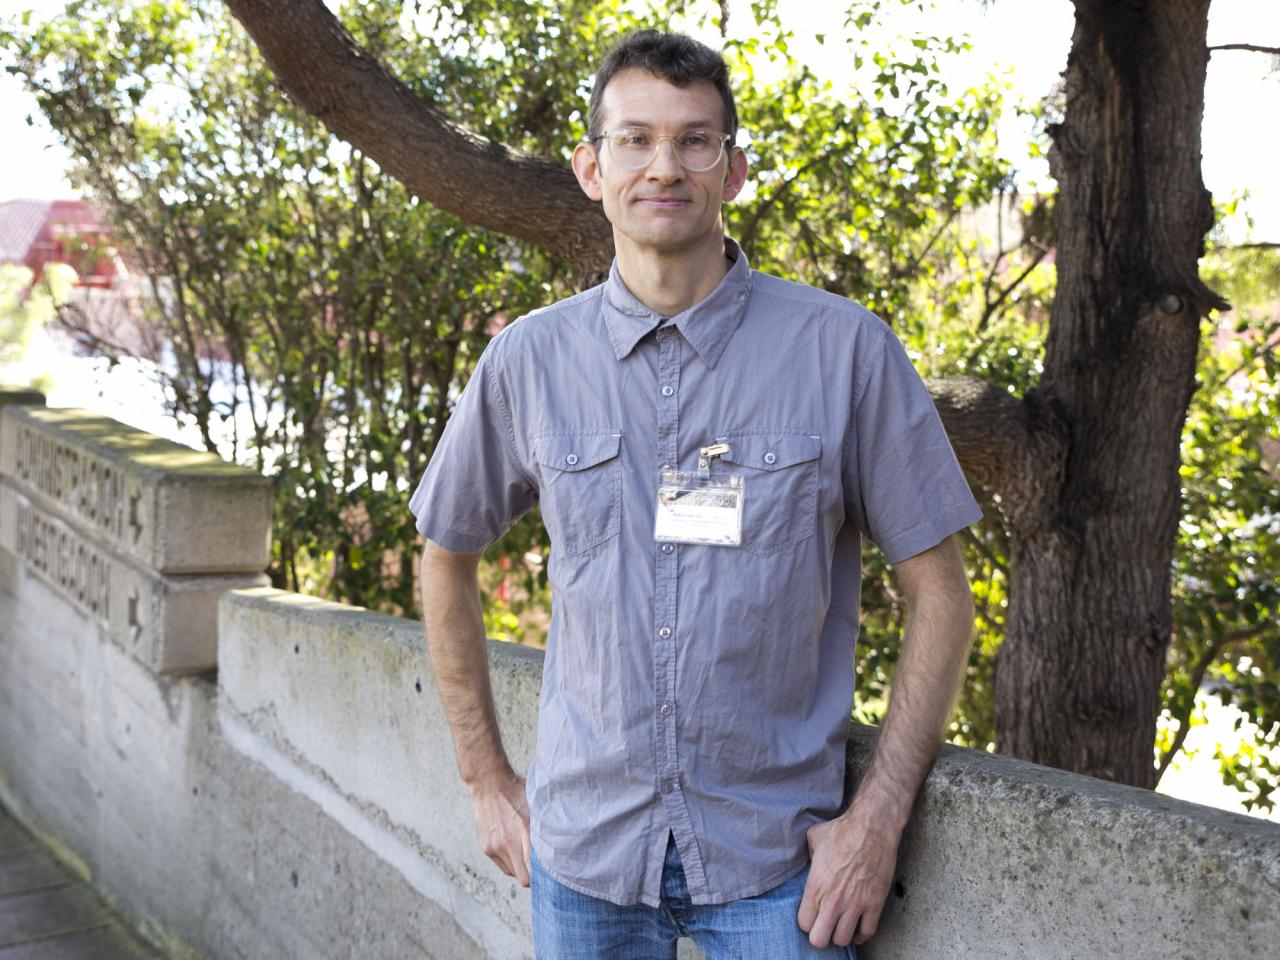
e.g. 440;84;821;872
995;0;1228;786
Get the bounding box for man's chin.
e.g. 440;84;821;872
616;224;707;254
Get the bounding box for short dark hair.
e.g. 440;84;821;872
587;30;738;145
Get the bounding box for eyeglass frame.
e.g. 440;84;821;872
589;128;736;172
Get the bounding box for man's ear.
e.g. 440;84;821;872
721;145;749;203
572;142;604;202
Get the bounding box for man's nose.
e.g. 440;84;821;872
645;138;685;181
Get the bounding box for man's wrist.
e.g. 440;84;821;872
464;760;518;797
843;775;917;835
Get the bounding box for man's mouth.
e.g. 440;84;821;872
637;197;690;208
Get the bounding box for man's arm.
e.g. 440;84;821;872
798;533;974;949
420;538;531;886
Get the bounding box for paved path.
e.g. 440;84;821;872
0;801;162;959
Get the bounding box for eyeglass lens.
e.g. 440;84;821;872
607;132;725;171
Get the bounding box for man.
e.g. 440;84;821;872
412;29;980;959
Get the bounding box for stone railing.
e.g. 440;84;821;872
1;391;1277;959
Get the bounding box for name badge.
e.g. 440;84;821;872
654;469;744;547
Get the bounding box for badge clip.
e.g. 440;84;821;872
698;442;730;477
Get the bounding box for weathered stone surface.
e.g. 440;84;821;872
216;588;1280;960
844;728;1280;960
0;406;271;575
0;390;46;488
0;486;267;674
0;628;496;960
2;556;1278;959
217;587;540;958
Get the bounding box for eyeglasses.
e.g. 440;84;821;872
591;129;733;172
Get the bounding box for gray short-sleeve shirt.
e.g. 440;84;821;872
409;237;981;907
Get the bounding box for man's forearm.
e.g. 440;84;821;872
848;535;974;828
420;541;514;791
799;536;973;947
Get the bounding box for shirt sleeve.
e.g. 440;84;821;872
408;338;538;553
842;323;982;564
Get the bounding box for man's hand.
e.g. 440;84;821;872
797;802;902;949
469;768;532;886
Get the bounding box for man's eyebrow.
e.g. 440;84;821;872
615;118;718;129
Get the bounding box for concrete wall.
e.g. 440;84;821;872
1;396;1278;959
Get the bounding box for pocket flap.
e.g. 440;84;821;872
718;433;821;471
534;432;622;472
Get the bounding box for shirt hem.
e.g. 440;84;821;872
533;847;663;908
879;500;983;565
686;852;810;906
533;833;810;909
414;518;494;554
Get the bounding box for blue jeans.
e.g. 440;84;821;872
531;832;857;959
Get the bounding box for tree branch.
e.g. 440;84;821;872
975;242;1051;334
1155;638;1225;783
926;377;1067;522
1207;43;1280;55
222;0;613;273
739;147;839;250
1208;241;1280;252
1153;620;1272;785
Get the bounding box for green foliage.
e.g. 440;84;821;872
723;12;1011;329
1158;246;1280;812
2;0;564;615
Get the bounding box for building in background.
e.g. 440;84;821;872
0;197;156;360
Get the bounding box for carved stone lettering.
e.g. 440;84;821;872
12;425;127;540
15;499;112;620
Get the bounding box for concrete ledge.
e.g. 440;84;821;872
846;728;1279;959
217;587;541;957
2;572;1277;959
216;587;1279;960
0;407;272;576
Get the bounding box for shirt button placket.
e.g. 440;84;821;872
654;325;682;810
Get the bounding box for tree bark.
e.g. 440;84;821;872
221;0;614;274
995;0;1228;787
927;376;1067;525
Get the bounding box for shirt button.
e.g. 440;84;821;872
763;451;777;465
661;780;675;794
659;702;673;717
566;453;579;466
658;626;672;639
661;543;674;554
661;384;675;397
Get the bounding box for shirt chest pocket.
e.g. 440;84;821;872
533;431;622;556
716;432;822;558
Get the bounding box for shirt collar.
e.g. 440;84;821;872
602;237;753;370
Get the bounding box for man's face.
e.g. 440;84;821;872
572;68;749;258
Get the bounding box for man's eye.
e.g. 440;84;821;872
681;133;712;148
617;133;650;146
